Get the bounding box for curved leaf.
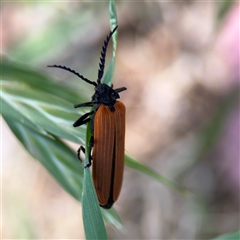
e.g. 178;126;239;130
2;59;84;103
82;0;120;239
102;0;118;86
213;230;240;240
1;81;85;144
4;116;83;200
125;155;194;199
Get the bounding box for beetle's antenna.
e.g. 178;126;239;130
48;65;97;87
97;25;118;84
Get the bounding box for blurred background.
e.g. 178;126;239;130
2;1;239;239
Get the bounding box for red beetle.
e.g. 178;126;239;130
48;26;126;209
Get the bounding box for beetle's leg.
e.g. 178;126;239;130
90;112;96;134
73;111;94;127
89;135;94;148
114;87;127;93
74;102;93;108
77;146;85;162
77;145;93;168
73;117;91;127
84;136;94;168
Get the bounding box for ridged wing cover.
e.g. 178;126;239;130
112;101;125;202
92;101;125;208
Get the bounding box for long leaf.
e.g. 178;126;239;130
82;0;119;239
7;8;94;64
1;81;85;144
213;230;240;240
125;155;194;199
2;59;84;103
4;116;83;200
82;122;107;239
102;0;118;86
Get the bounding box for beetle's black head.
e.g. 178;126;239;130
93;83;120;106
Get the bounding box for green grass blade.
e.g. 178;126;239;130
102;0;118;86
1;81;85;144
4;116;83;200
213;230;240;240
101;208;123;230
81;1;119;239
125;155;194;199
82;118;108;239
82;168;108;240
7;8;93;64
2;59;84;103
217;0;235;21
109;0;118;56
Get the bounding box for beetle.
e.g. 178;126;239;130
48;26;126;209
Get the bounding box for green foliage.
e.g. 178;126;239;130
213;230;240;240
81;1;118;238
217;0;235;21
5;117;83;201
